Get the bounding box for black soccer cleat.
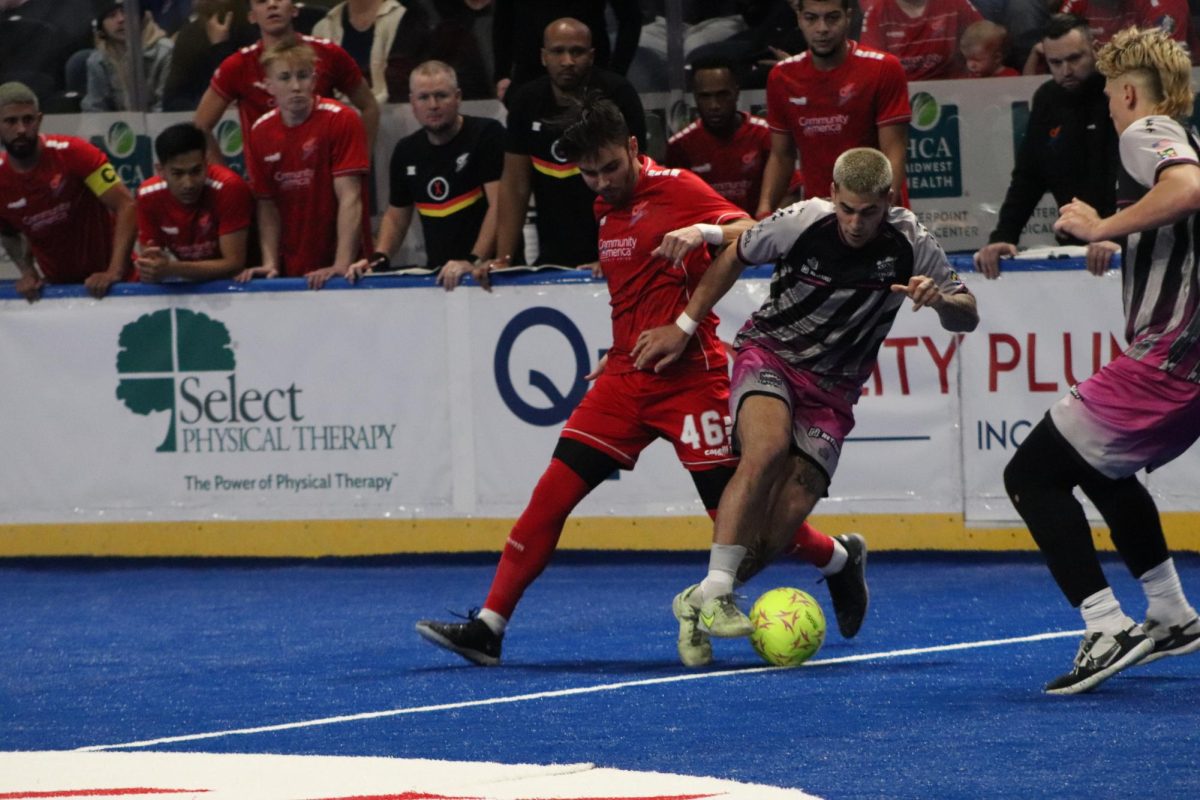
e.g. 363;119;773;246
1044;624;1153;695
415;614;503;666
825;533;869;639
1140;614;1200;665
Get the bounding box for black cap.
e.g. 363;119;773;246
94;0;122;27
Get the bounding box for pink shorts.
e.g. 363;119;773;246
1050;354;1200;479
561;368;737;472
729;342;857;482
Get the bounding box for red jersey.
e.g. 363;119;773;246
136;164;252;262
766;43;911;203
595;156;749;375
210;36;365;162
665;112;772;215
861;0;982;80
0;135;118;283
1058;0;1189;45
249;97;371;276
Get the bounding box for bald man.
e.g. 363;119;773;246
477;17;646;283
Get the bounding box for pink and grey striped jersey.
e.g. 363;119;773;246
1116;115;1200;383
733;199;968;389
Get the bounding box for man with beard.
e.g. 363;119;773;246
666;57;773;216
0;81;137;302
354;60;504;290
974;14;1118;279
474;17;645;283
757;0;910;214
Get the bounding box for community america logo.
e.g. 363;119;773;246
116;308;236;452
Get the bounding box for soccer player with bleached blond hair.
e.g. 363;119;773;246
634;146;977;656
1005;26;1200;695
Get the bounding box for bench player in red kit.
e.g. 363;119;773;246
416;97;870;668
194;0;379;166
243;39;371;288
135;123;253;283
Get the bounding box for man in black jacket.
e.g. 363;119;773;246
973;14;1117;279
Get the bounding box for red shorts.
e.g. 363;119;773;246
561;368;737;471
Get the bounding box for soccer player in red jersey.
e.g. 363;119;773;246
759;0;911;216
860;0;983;80
193;0;379;166
135;123;253;283
244;39;371;289
666;57;772;216
0;81;136;302
416;97;870;668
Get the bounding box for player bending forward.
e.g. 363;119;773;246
634;147;978;648
415;97;871;668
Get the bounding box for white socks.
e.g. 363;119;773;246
820;537;848;576
1079;587;1135;635
477;607;507;636
1140;558;1197;627
698;543;747;603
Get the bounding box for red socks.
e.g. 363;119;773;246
483;458;592;619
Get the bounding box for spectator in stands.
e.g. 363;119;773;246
194;0;379;166
142;0;194;33
628;1;750;92
135;122;253;282
354;61;502;289
163;1;257;111
0;0;95;105
0;81;136;301
243;39;371;289
312;0;427;103
384;0;495;101
974;14;1117;279
683;0;805;90
758;0;910;215
475;17;646;283
1057;0;1190;51
860;0;983;80
665;57;772;215
492;0;641;101
960;19;1020;77
83;0;175;112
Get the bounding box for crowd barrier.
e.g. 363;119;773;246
3;256;1199;556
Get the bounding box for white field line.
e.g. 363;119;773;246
77;628;1083;752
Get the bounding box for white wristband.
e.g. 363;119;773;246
675;311;699;336
695;223;723;245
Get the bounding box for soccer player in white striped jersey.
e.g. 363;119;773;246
1006;27;1200;695
633;147;977;650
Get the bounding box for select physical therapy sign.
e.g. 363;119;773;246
1;269;1198;531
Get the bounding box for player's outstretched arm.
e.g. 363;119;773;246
651;218;754;264
889;276;979;332
1056;164;1200;243
632;237;750;373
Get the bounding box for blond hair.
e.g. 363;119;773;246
960;20;1009;55
410;60;459;90
832;147;892;196
259;37;316;74
1096;26;1194;119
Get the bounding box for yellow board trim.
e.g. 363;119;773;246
1;514;1199;557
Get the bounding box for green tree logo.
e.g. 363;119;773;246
115;309;235;452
